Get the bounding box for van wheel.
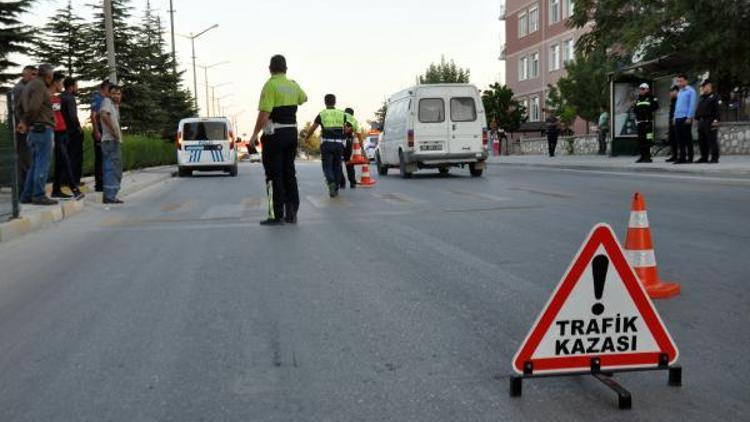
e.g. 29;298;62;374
228;164;238;177
399;151;413;179
178;167;192;177
376;152;388;176
439;167;450;176
469;163;483;177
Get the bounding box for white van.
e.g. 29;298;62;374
176;117;238;177
376;84;489;178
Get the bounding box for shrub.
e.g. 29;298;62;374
81;130;176;176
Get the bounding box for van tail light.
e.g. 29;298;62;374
228;130;235;150
407;129;415;148
482;129;489;148
176;131;182;150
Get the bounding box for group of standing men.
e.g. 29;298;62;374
635;74;722;164
12;63;125;206
247;55;365;227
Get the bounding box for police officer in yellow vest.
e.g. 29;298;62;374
304;94;363;198
249;55;307;225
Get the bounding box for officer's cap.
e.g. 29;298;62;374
638;83;650;89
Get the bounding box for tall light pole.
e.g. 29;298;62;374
177;24;219;114
103;0;117;84
197;61;229;117
207;82;231;115
168;0;176;72
215;94;234;117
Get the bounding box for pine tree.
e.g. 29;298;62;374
34;0;88;76
0;0;33;86
418;56;470;85
80;0;137;85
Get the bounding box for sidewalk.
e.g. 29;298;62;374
487;155;750;179
0;166;174;244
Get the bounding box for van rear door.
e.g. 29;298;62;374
181;120;232;165
415;97;449;155
447;95;483;155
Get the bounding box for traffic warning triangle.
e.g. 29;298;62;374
512;224;679;375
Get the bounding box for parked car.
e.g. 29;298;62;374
364;131;380;161
176;117;238;177
376;83;488;178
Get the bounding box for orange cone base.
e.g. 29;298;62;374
358;180;376;187
645;280;681;299
348;157;369;165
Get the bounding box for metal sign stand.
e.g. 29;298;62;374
509;353;682;409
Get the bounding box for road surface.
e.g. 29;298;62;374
0;162;748;421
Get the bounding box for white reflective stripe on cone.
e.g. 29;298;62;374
625;249;657;268
628;211;650;228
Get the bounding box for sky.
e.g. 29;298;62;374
17;0;505;134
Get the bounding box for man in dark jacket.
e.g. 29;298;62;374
61;77;84;185
633;83;659;163
666;86;679;162
11;65;37;193
544;110;560;157
695;80;721;163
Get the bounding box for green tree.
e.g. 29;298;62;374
481;83;526;133
571;0;750;92
551;49;613;125
80;0;138;85
298;122;321;157
418;56;470;84
0;0;33;86
370;100;387;130
34;0;88;76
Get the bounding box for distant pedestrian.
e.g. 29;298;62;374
61;77;84;185
50;71;84;200
597;108;609;155
695;80;722;164
18;64;57;206
544;110;560;157
341;107;358;189
11;65;37;193
673;74;697;164
99;85;123;204
633;83;659;163
90;80;111;192
665;85;679;162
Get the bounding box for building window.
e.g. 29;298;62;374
564;0;575;18
521;99;529;118
530;52;539;78
518;12;528;37
549;0;561;24
529;6;539;33
549;44;560;71
563;38;575;63
530;96;541;122
518;56;529;81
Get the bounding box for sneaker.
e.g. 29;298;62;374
328;182;338;198
51;191;73;199
635;158;644;163
103;197;124;204
259;218;284;226
32;196;58;206
73;190;86;200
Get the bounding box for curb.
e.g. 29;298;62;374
0;166;174;245
486;159;750;179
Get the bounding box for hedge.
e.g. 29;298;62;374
81;131;176;176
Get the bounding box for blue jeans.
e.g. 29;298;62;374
21;126;54;200
101;140;122;200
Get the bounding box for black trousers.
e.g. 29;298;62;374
320;141;344;185
598;130;608;155
697;120;719;161
674;118;694;162
67;130;83;185
342;138;356;186
262;128;299;220
636;121;653;160
547;134;558;157
93;137;103;190
15;131;31;193
668;125;677;159
53;131;78;192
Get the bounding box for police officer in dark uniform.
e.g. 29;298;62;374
341;107;358;189
695;80;721;163
633;83;659;163
666;85;679;162
249;55;307;226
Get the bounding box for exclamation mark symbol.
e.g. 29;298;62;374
591;255;609;316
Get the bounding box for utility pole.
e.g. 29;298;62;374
168;0;176;72
178;24;219;115
103;0;118;84
197;62;229;117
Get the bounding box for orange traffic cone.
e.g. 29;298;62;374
624;192;680;299
348;137;369;165
358;164;376;187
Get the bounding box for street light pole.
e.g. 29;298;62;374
197;62;229;117
168;0;176;72
178;24;219;116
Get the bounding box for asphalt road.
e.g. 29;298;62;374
0;161;748;421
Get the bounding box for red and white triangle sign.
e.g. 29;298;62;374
512;224;679;375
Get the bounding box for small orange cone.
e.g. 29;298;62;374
358;164;376;187
624;192;680;299
348;137;369;165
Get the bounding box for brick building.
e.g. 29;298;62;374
502;0;589;137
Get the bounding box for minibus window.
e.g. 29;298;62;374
450;98;477;122
182;122;227;141
418;98;445;123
